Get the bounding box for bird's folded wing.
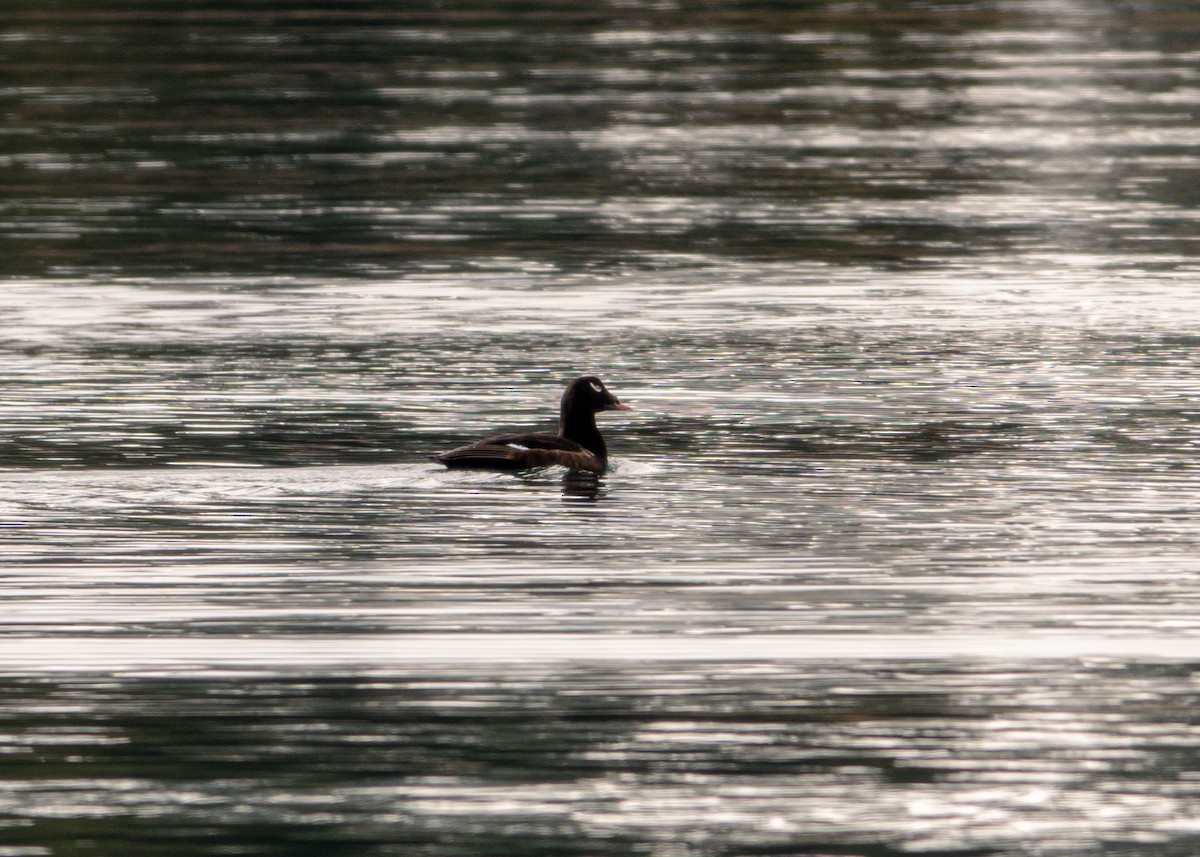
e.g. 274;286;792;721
435;434;601;472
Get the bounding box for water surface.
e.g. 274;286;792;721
5;1;1200;855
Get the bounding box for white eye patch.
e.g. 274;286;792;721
506;443;530;451
589;381;603;393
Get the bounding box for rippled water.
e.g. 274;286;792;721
6;1;1200;855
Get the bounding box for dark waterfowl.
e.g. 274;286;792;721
434;375;630;474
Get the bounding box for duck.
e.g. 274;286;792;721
434;375;631;474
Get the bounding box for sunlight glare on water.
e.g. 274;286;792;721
5;0;1200;855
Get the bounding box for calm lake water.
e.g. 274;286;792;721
6;1;1200;854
